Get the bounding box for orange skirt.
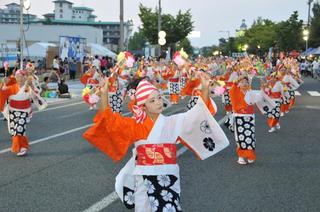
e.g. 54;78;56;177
267;118;279;128
11;135;29;153
237;147;256;160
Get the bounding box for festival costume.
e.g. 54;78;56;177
221;71;238;132
0;72;45;155
83;80;229;211
265;80;284;130
167;68;180;104
229;83;263;162
280;74;300;114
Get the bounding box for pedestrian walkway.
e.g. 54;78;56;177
67;80;83;98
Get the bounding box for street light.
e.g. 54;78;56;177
303;29;309;51
157;0;162;57
20;0;31;70
307;0;314;26
243;44;249;52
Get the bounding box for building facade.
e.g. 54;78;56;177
0;0;133;51
0;23;103;46
0;3;37;24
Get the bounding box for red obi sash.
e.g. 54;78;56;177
136;144;177;166
235;105;254;114
225;82;233;87
169;78;179;83
270;92;281;99
10;99;31;109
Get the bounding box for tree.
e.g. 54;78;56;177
275;11;304;51
138;4;193;47
219;37;237;55
244;19;277;53
309;2;320;47
128;30;147;51
176;38;193;55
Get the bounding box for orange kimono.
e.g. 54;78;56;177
84;106;153;162
0;83;30;153
83;95;228;211
230;84;258;161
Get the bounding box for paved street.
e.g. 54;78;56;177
0;78;320;212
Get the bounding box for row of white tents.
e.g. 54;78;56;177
23;42;117;59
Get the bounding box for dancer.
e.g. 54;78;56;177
83;73;229;211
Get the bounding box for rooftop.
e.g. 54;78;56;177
5;3;19;6
53;0;73;5
73;6;94;11
33;19;120;26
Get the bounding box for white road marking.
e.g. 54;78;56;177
58;110;92;119
294;91;301;96
34;102;85;114
307;91;320;96
46;97;81;106
305;106;320;110
82;192;119;212
82;114;228;212
0;112;132;155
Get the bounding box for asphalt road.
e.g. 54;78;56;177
0;78;319;212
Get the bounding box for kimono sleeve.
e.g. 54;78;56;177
83;107;146;162
176;98;229;160
0;84;18;112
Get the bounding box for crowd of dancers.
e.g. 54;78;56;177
0;49;303;211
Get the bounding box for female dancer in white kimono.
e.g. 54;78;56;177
83;74;229;211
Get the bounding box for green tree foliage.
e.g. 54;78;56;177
309;2;320;47
138;4;193;46
275;11;304;51
220;11;305;55
244;18;277;53
176;38;193;55
128;31;147;51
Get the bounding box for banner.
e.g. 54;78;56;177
59;36;86;61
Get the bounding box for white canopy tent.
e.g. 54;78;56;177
24;42;57;58
88;43;116;59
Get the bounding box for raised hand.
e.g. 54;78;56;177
200;72;211;89
100;77;110;95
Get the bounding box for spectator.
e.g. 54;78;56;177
52;56;60;73
312;58;320;79
101;56;107;72
49;70;60;83
69;57;77;80
92;55;101;70
58;79;71;98
40;76;50;97
63;57;69;79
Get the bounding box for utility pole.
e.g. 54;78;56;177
20;0;24;70
119;0;124;51
157;0;161;57
307;0;313;26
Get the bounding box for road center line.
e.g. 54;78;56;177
82;115;228;212
34;101;85;114
0;112;131;155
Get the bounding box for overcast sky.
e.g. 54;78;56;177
1;0;311;47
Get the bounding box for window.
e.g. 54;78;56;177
60;14;63;18
79;16;81;19
60;3;62;7
60;9;63;13
69;5;72;9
